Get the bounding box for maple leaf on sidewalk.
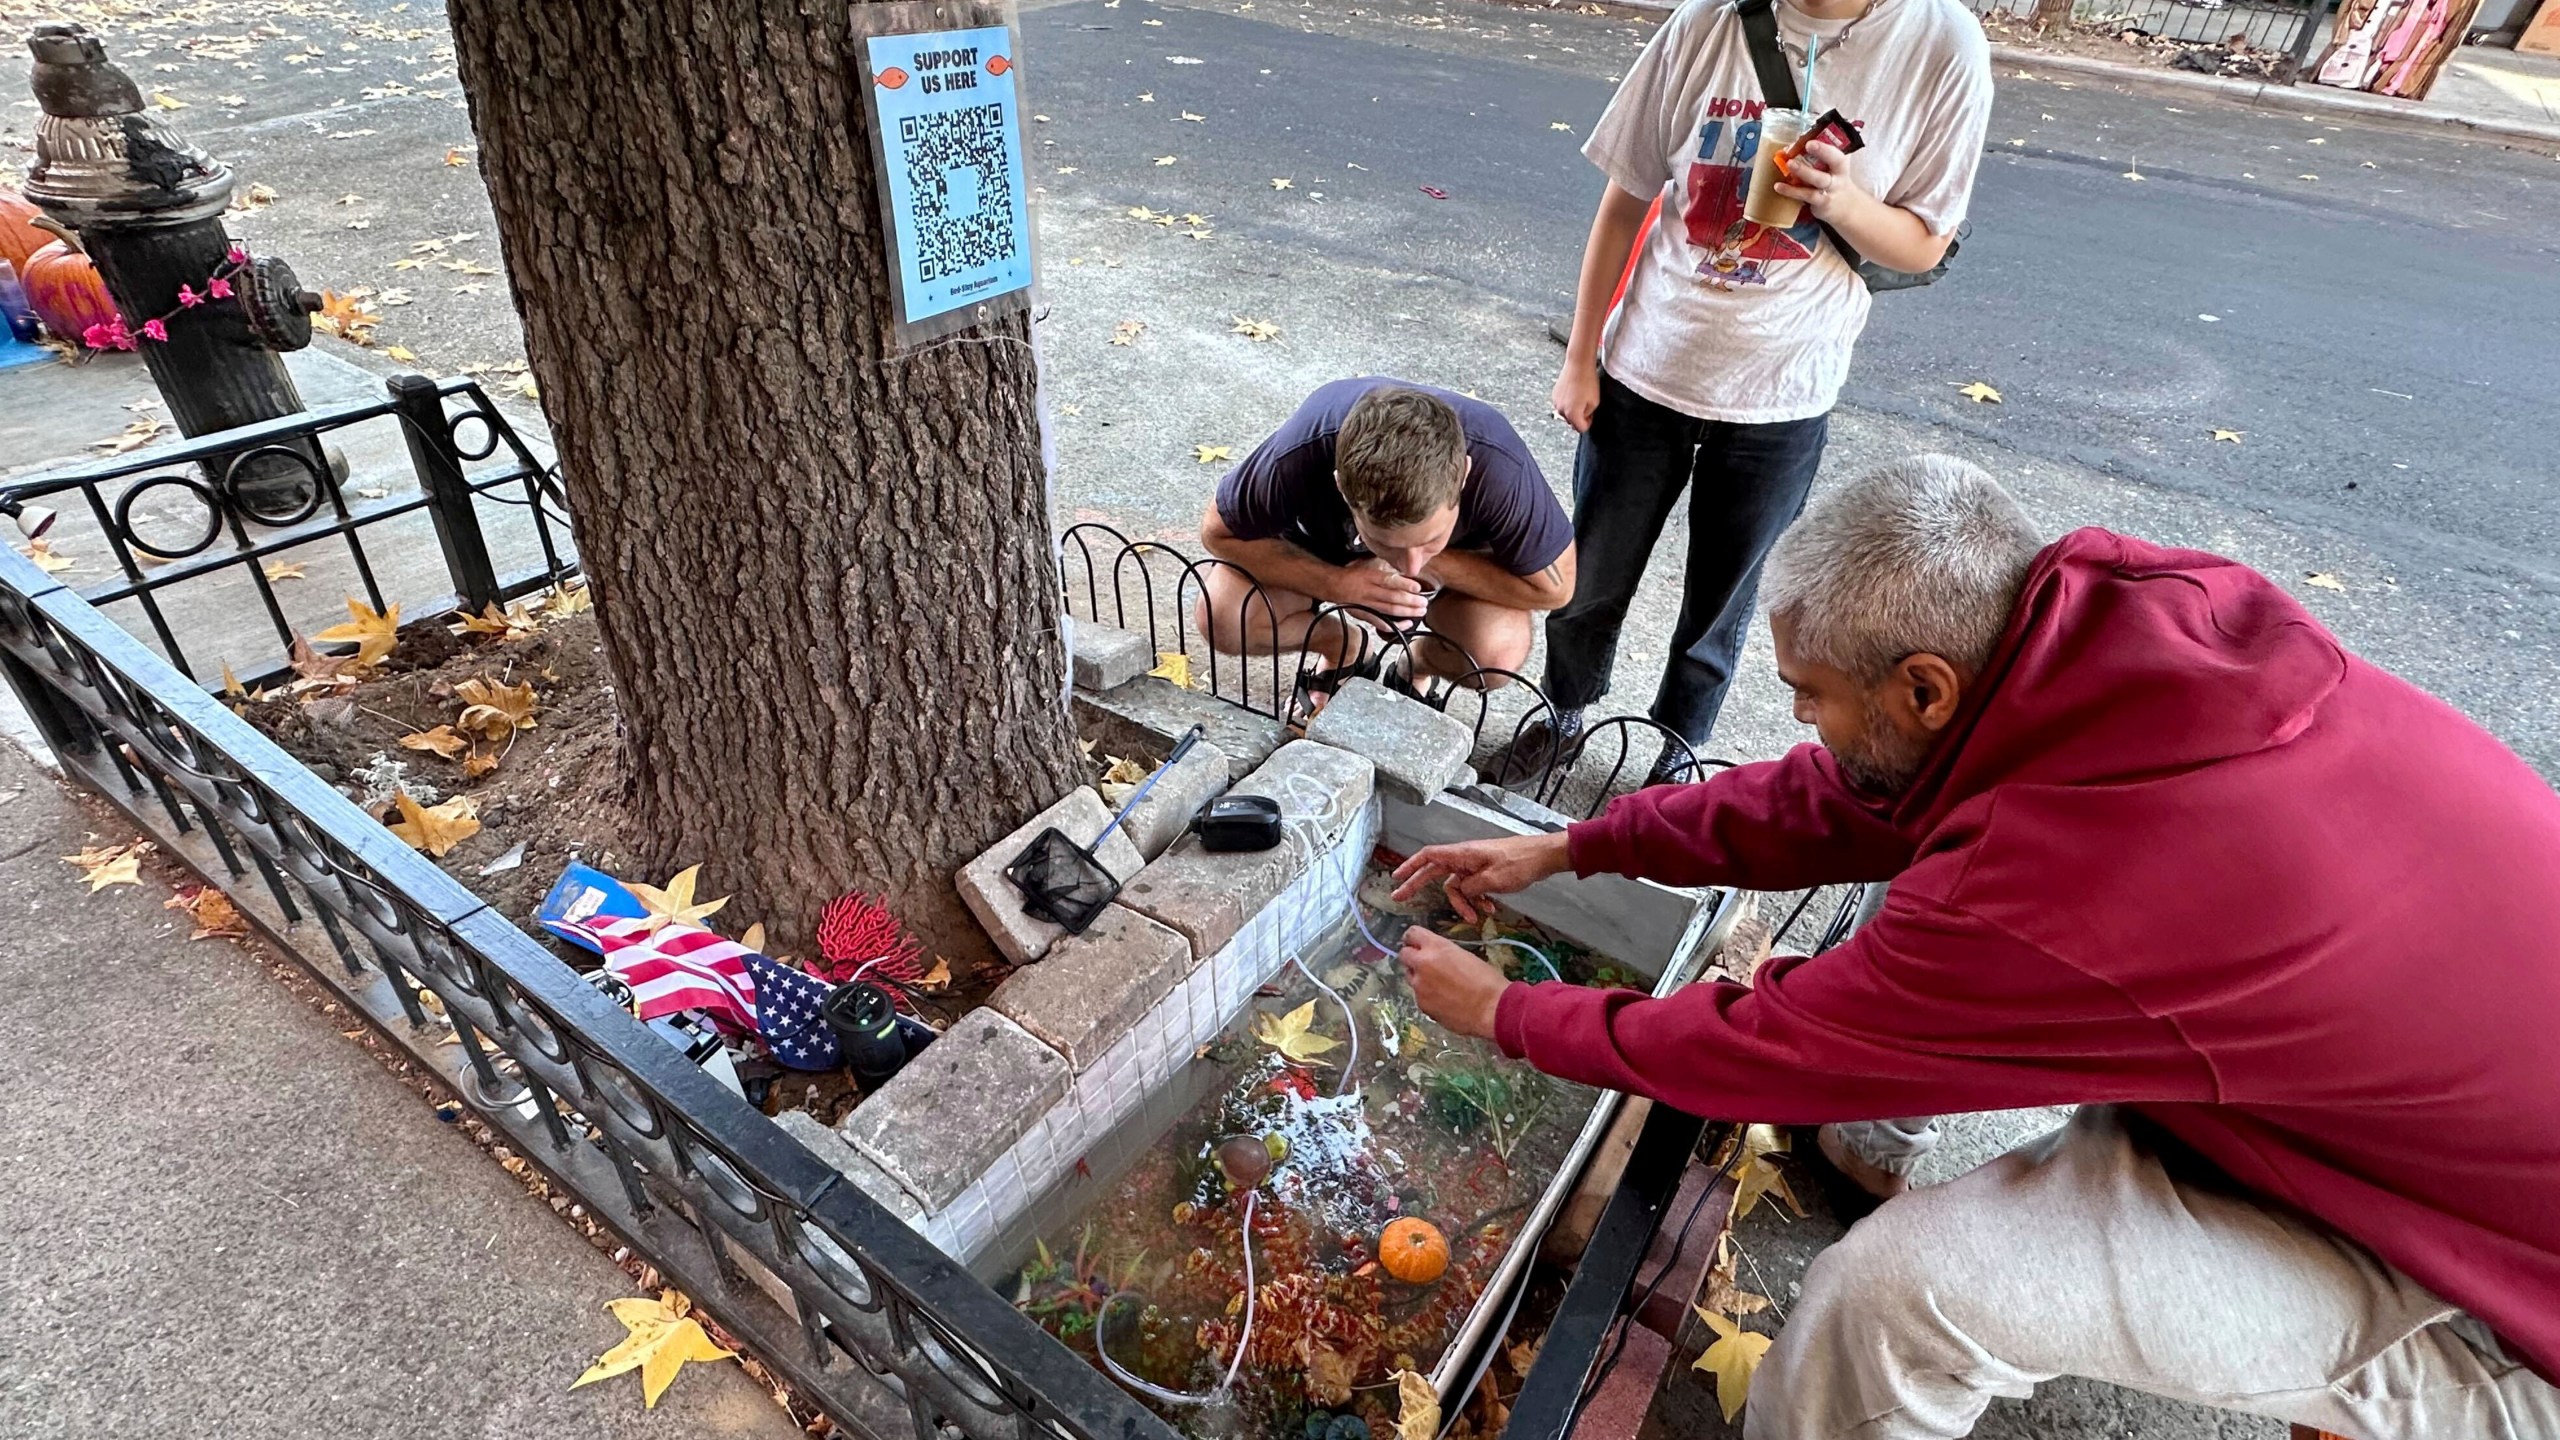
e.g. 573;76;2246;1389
572;1290;736;1410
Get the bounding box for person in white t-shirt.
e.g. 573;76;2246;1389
1495;0;1992;786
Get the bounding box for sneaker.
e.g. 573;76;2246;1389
1490;708;1585;787
1644;746;1701;788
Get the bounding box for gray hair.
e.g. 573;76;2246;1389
1763;455;2044;682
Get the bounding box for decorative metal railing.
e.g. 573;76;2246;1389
0;383;1179;1440
1057;522;1707;820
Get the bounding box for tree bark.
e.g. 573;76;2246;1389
447;0;1081;964
2032;0;2075;30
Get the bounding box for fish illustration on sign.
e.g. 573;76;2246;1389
986;54;1013;75
875;66;909;89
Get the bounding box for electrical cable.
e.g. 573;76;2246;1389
1291;952;1361;1097
1571;1124;1754;1416
1465;935;1562;983
1770;886;1821;950
1094;1190;1262;1406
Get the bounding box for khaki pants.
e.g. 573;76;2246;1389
1748;1108;2560;1440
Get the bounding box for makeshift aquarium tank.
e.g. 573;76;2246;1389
986;791;1728;1439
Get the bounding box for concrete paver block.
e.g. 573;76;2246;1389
1305;676;1475;804
989;906;1192;1070
1113;833;1298;960
839;1009;1070;1212
1115;736;1231;861
1064;615;1152;691
1230;739;1375;862
955;785;1147;964
770;1108;927;1227
1075;677;1285;781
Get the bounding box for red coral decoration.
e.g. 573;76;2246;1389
815;890;924;986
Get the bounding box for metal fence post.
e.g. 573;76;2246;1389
388;373;502;615
2285;0;2339;81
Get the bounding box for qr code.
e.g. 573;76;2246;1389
897;105;1015;283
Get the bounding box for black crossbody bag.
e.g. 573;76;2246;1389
1734;0;1964;292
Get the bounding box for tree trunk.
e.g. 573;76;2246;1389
2032;0;2075;29
447;0;1082;964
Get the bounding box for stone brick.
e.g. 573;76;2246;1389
1305;677;1475;804
1064;615;1151;692
770;1107;925;1226
839;1009;1069;1212
1230;739;1375;862
988;907;1190;1070
1115;736;1231;861
1113;833;1297;960
954;786;1147;964
1075;677;1284;781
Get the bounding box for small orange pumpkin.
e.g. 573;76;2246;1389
22;216;119;344
1377;1217;1449;1285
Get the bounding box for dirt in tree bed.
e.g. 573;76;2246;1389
237;593;1148;1122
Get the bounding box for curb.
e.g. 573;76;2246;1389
1590;0;2560;150
1986;43;2560;150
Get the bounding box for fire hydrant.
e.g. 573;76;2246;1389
21;21;326;512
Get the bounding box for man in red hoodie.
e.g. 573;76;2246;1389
1393;456;2560;1439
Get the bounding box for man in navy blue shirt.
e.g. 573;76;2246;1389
1196;378;1576;704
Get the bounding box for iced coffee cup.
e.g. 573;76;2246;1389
1744;108;1811;229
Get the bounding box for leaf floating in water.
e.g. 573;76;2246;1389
1254;999;1340;1063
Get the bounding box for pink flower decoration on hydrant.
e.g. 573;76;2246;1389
141;318;168;342
207;276;233;300
226;245;248;267
177;285;201;308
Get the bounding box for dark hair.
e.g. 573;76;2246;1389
1334;387;1466;527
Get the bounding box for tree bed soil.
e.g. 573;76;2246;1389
238;607;1111;1124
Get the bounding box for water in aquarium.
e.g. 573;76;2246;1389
1009;855;1654;1439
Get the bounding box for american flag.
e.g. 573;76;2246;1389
586;917;842;1069
589;916;760;1030
744;952;841;1071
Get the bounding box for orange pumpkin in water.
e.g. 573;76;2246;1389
22;217;119;344
1377;1218;1449;1285
0;187;49;276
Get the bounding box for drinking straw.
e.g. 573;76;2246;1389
1803;35;1819;116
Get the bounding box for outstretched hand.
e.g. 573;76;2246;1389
1397;928;1509;1040
1390;831;1573;924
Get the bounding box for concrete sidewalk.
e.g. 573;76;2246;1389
0;741;802;1440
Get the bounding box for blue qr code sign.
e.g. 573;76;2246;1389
867;27;1032;326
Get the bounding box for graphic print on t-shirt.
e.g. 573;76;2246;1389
1681;95;1823;292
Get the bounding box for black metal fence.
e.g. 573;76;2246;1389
0;384;1180;1440
1057;522;1709;820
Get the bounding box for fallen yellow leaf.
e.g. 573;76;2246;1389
1147;651;1195;689
220;660;246;699
2305;572;2347;591
313;596;401;668
18;539;75;574
1956;381;2002;404
2211;429;2244;444
1231;317;1281;342
571;1291;736;1410
444;146;471;166
63;840;152;892
1393;1368;1440;1440
738;921;767;955
456;676;540;741
263;560;307;581
1728;1123;1804;1223
917;956;954;990
463;749;500;779
542;582;591;619
399;724;469;759
1691;1308;1773;1421
388;789;480;856
1254;999;1341;1064
1154;155;1178;166
1701;1233;1772;1318
627;864;730;936
1271;177;1293;189
454;601;538;640
1194;444;1235;463
1111;319;1146;346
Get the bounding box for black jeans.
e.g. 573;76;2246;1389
1542;370;1830;745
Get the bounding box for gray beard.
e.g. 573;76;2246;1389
1833;690;1934;796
